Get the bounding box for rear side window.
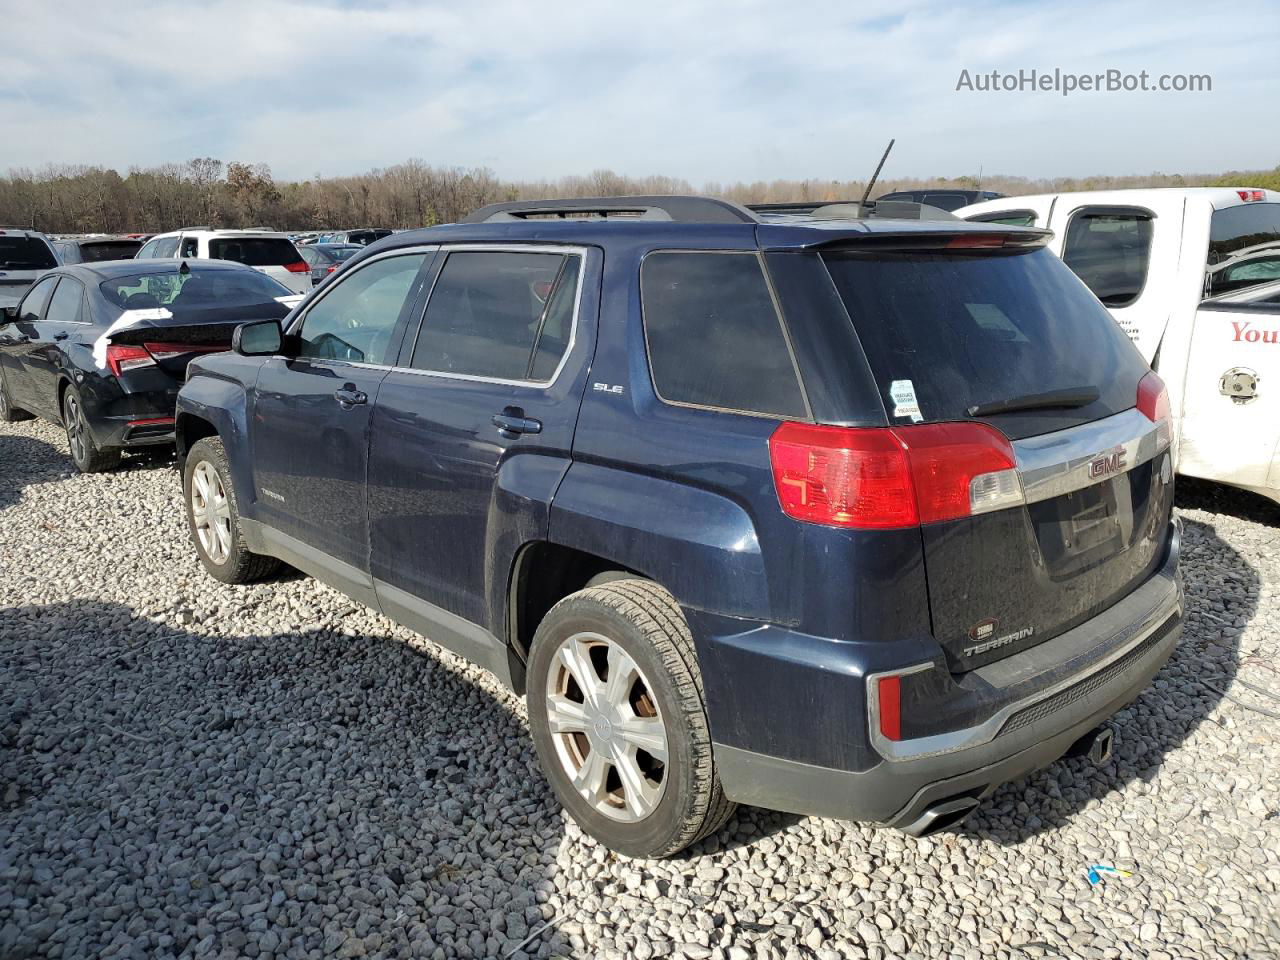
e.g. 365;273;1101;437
409;250;579;382
1061;211;1153;307
641;252;807;418
45;278;85;325
210;238;300;267
824;247;1149;438
0;236;57;270
1207;202;1280;296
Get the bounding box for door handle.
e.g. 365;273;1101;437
53;332;68;341
492;409;542;437
334;387;368;407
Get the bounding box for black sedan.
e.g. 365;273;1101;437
0;259;302;472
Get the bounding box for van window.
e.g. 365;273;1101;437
410;251;577;381
641;252;806;418
1206;202;1280;297
1061;211;1153;307
209;237;300;267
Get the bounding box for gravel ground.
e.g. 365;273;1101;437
1;417;1278;960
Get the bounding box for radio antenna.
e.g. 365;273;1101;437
860;138;896;206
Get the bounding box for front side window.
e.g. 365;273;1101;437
153;236;181;258
136;239;160;259
297;253;428;365
1061;210;1153;307
641;252;807;418
45;278;85;325
1206;202;1280;297
18;276;59;323
409;250;580;381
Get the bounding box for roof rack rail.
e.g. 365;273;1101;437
463;195;758;225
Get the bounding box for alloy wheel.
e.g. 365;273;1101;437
544;631;669;822
64;393;87;464
190;460;233;564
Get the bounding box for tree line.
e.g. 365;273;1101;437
2;157;1277;235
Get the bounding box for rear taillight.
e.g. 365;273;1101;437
284;260;309;273
1237;189;1265;202
769;421;1021;529
1136;370;1173;446
326;264;337;274
106;344;155;377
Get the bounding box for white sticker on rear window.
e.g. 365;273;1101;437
889;379;923;422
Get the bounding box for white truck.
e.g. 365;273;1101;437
958;187;1280;505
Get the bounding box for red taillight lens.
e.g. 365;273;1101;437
1237;189;1265;202
1136;370;1170;423
877;675;902;741
769;423;917;529
106;343;155;377
284;260;309;273
326;264;337;274
769;421;1020;529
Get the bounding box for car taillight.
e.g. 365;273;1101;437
769;421;1021;529
284;260;309;273
1136;370;1173;446
326;264;337;274
1237;189;1265;202
106;344;155;377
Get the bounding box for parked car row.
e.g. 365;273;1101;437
1;192;1201;859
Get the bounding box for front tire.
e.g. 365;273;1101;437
62;386;120;473
0;372;34;422
183;437;280;584
527;579;735;858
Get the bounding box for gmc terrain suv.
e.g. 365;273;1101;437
174;196;1183;858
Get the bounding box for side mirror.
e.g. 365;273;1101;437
232;319;284;356
1;305;16;323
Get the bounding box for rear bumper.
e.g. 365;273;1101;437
711;519;1183;826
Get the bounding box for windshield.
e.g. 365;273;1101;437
0;236;58;270
823;246;1150;438
209;237;301;267
100;267;292;313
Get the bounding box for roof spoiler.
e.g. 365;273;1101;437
748;199;961;222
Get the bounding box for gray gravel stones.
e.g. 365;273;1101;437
2;419;1278;959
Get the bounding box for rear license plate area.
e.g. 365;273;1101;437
1029;473;1133;575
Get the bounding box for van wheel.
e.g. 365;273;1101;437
0;374;33;422
183;437;280;584
63;386;121;473
527;578;735;858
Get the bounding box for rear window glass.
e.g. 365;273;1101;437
923;193;968;211
1206;202;1280;297
641;252;807;418
1061;212;1153;307
0;236;57;270
78;241;142;263
325;246;361;262
209;238;300;267
823;247;1148;435
100;267;292;314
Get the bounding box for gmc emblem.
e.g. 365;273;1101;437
1088;449;1127;479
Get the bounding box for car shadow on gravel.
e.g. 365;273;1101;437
0;599;570;959
1176;476;1280;526
0;433;76;511
958;518;1253;846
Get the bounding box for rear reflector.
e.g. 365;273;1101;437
126;416;176;427
284;260;310;273
106;343;155;377
877;676;902;740
769;421;1021;529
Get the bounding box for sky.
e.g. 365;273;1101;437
2;0;1278;185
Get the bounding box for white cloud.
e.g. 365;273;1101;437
1;0;1277;182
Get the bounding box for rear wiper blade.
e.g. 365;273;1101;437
966;386;1100;418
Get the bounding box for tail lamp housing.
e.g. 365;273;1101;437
284;260;310;274
769;420;1023;530
1136;370;1172;448
105;344;155;377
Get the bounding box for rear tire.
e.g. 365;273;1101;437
183;436;280;584
527;578;736;858
0;373;34;422
62;386;121;473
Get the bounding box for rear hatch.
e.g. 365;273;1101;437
0;233;58;306
97;265;296;379
823;239;1174;671
208;236;310;295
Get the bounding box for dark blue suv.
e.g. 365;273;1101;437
175;196;1183;858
